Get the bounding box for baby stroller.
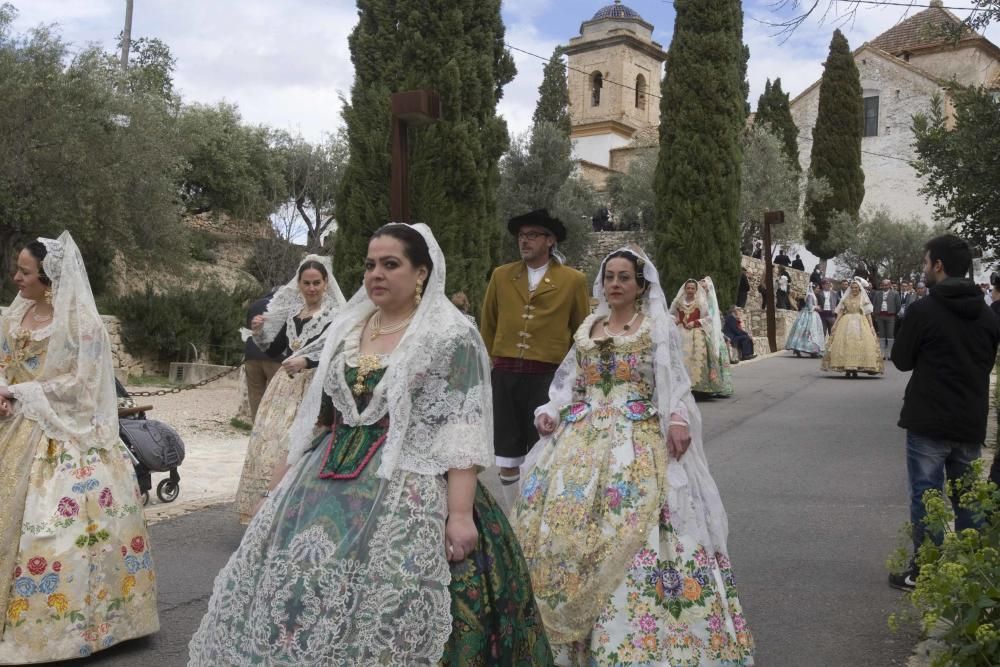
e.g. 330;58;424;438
115;380;186;505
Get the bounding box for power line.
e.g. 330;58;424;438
504;42;663;101
796;132;914;162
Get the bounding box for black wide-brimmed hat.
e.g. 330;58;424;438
507;209;567;242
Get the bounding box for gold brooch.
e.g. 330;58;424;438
353;354;382;396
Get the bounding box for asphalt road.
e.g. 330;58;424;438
58;352;919;666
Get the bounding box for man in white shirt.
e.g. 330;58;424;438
817;278;839;334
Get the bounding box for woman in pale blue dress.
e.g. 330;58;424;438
785;286;825;358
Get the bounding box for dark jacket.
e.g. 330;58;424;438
244;295;273;362
816;289;839;312
891;278;1000;443
723;314;748;341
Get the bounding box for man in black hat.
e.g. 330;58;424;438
480;209;590;509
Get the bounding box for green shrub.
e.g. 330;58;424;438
189;230;219;263
892;462;1000;666
109;284;254;366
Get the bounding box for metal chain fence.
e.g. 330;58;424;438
127;363;244;397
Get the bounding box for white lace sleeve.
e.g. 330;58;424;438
379;332;494;477
8;315;118;451
664;319;693;419
533;344;579;427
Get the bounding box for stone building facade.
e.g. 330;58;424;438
789;1;1000;224
565;1;665;191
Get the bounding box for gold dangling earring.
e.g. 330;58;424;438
44;288;53;305
414;278;424;306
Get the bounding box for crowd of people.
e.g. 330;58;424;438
0;216;756;666
3;215;999;664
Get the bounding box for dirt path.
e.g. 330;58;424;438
125;379;249;524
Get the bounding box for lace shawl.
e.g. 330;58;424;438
530;247;731;561
5;232;119;451
837;279;874;316
669;280;712;330
700;276;729;364
288;223;494;478
251;254;346;359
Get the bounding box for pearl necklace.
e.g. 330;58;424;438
369;308;417;340
30;304;52;323
602;310;639;336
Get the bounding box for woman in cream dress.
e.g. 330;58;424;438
821;279;883;377
234;255;344;523
0;233;158;662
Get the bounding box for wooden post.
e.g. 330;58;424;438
763;210;785;353
389;90;441;222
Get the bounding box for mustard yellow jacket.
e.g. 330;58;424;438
479;260;591;364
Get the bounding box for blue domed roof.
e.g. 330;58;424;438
592;0;642;20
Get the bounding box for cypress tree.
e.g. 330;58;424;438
804;29;864;260
755;77;799;171
654;0;747;305
334;0;515;303
532;47;571;137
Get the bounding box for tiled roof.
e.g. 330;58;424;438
592;1;641;21
869;5;976;55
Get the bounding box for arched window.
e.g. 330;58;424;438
591;71;603;107
635;74;647;110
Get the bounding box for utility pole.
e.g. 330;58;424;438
120;0;134;72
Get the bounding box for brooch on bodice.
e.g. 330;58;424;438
353;354;383;396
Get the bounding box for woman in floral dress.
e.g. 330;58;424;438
670;279;728;396
189;223;552;666
821;279;883;378
234;255;345;523
513;248;754;666
0;233;158;662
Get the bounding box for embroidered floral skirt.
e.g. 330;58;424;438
234;368;314;523
0;416;158;663
513;410;754;666
821;313;884;373
785;310;825;355
678;327;731;396
189;428;552;666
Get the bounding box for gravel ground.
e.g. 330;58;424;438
124;378;248;524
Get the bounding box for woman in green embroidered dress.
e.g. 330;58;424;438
189;223;552;666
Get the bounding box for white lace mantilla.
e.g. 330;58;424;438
288;223;494;478
4;233;120;451
531;247;731;564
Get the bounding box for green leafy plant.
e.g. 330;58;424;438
108;284;254;366
229;417;252;432
891;462;1000;666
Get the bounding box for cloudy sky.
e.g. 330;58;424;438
9;0;997;143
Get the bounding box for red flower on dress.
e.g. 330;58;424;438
27;556;47;575
52;561;62;572
130;536;145;553
57;496;80;517
98;488;114;508
13;566;21;578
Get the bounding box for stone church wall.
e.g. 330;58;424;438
791;48;944;225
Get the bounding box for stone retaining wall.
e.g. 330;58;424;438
0;308;144;378
740;256;811;352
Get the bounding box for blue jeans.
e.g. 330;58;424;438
906;431;982;556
